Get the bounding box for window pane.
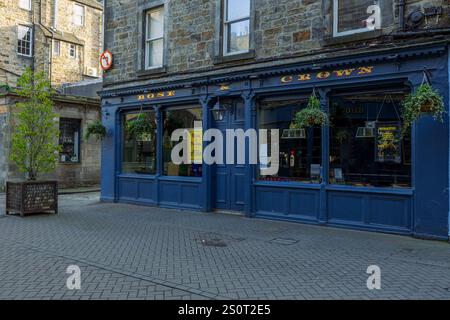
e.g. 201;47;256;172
146;39;163;68
17;26;31;56
337;0;376;33
73;4;84;25
227;20;249;53
226;0;250;21
147;8;164;39
59;118;81;163
163;107;203;177
122;112;157;175
19;0;31;10
329;90;411;188
53;40;60;55
258;97;322;183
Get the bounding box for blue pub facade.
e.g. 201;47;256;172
102;41;449;239
100;1;450;240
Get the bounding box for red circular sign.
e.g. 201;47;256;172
100;50;113;71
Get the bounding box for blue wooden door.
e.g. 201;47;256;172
213;99;246;212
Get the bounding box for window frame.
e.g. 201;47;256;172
53;39;60;56
59;118;82;164
19;0;31;11
17;25;33;57
222;0;251;56
69;44;77;59
332;0;375;37
121;110;158;176
256;93;323;184
144;6;165;70
73;3;85;27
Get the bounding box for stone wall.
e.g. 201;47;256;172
103;0;450;89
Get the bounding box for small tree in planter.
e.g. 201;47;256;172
6;68;60;217
292;94;328;129
85;119;107;141
401;83;445;133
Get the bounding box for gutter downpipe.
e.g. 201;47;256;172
448;44;450;240
398;0;405;32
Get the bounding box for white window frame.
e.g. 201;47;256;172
53;40;60;56
17;25;33;57
19;0;31;11
73;3;85;27
223;0;250;56
69;44;76;58
144;7;164;70
333;0;374;37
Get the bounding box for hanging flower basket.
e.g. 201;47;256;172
292;94;328;129
401;83;445;133
127;113;154;140
85;120;106;141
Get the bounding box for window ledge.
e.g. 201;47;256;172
325;184;413;196
321;30;383;47
213;50;255;65
137;66;167;78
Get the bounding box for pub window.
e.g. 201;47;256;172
333;0;380;37
223;0;250;55
17;25;32;57
122;111;157;175
329;89;411;188
59;118;81;163
163;106;203;177
145;6;164;69
258;96;322;183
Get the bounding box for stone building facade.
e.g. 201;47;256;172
0;0;103;87
0;0;103;191
100;0;450;240
0;88;101;190
103;0;449;89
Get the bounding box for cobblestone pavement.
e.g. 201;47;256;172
0;192;449;300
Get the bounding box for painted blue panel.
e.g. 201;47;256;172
328;193;364;223
288;191;318;218
181;184;201;206
215;172;228;206
232;173;246;207
137;180;157;203
159;182;180;205
368;196;410;229
118;179;138;200
159;181;202;209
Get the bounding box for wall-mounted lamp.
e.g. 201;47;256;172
211;98;234;121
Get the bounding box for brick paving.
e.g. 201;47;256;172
0;192;449;300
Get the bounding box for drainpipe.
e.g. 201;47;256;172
398;0;405;32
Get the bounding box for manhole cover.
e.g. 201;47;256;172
269;238;299;245
200;239;227;247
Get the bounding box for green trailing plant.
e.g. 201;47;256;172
401;83;445;133
85;119;106;140
10;68;61;181
293;94;328;129
127;113;154;139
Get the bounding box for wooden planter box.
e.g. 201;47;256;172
5;181;58;217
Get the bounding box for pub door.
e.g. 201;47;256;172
213;98;246;213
